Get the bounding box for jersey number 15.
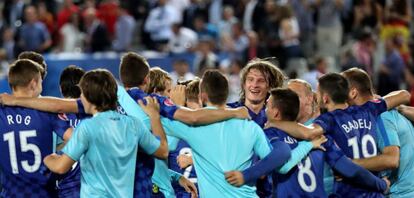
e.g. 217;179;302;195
3;130;41;174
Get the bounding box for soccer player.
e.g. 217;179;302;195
55;65;87;198
287;79;317;124
227;59;285;128
169;79;201;198
225;88;390;197
43;69;169;197
0;59;72;197
17;51;48;80
0;52;249;198
141;70;291;198
226;59;288;197
144;67;198;198
267;73;410;197
343;68;414;197
117;52;248;198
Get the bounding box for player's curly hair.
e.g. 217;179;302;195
239;58;285;102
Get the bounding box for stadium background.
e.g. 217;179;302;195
0;0;413;102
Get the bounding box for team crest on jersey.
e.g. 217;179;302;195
164;98;175;106
58;113;69;121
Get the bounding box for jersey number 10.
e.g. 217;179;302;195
348;134;377;159
3;130;41;174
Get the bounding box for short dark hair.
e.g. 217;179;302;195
240;59;285;101
270;88;300;121
18;51;47;79
79;69;118;112
318;73;349;104
59;65;85;98
119;52;150;87
200;70;228;105
9;59;44;89
341;67;374;96
186;78;200;102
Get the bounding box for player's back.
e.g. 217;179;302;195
381;110;414;197
265;127;327;198
314;100;387;198
62;111;141;197
162;116;271;198
0;106;67;197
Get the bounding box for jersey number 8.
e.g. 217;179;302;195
297;157;316;192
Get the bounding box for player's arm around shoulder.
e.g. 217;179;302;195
397;105;414;122
0;93;80;113
383;90;411;110
173;106;250;125
267;121;324;140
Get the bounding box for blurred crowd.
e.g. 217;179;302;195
1;0;414;103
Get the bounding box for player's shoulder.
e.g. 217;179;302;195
315;111;335;122
127;87;147;100
264;127;287;140
226;101;243;108
358;98;386;110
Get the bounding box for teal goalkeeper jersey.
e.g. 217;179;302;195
379;110;414;198
160;107;271;198
62;111;160;197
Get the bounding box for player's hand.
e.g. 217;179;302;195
383;177;390;194
311;135;327;151
178;176;198;198
138;97;160;118
0;93;16;106
170;85;186;106
225;171;245;187
231;106;251;120
177;154;193;169
397;105;410;116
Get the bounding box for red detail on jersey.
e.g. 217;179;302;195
164;98;175;106
58;113;69;121
371;99;382;103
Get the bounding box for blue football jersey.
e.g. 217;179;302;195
314;99;388;198
266;127;347;198
0;106;70;197
227;101;267;128
56;112;90;198
168;140;198;198
125;87;178;198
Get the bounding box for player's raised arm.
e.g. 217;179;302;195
138;96;169;159
382;90;411;110
0;93;79;113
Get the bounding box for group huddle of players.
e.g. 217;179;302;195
0;51;414;198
